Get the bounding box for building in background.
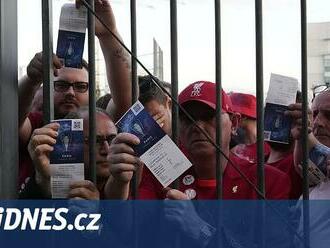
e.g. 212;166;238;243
308;22;330;90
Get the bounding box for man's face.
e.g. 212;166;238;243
83;113;117;182
179;101;234;160
53;67;89;118
144;98;172;135
312;90;330;147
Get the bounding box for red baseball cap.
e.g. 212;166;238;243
178;81;233;113
229;92;256;119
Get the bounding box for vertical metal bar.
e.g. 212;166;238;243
170;0;179;190
88;0;96;184
300;0;309;201
300;0;310;247
130;3;138;248
214;0;222;200
0;0;18;199
42;0;54;123
255;2;265;248
130;0;138;199
214;1;223;247
255;0;265;197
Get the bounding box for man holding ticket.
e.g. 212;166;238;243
286;89;330;191
22;108;116;199
105;81;290;200
18;0;132;191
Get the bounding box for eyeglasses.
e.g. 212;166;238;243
312;83;330;100
54;81;89;93
84;134;116;146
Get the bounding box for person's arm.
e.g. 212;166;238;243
285;103;316;171
77;0;132;121
19;52;62;144
103;133;141;199
164;189;217;248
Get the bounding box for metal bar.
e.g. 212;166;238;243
42;0;54;123
0;0;18;199
88;0;97;184
255;1;265;248
130;0;138;199
214;2;224;247
170;0;179;190
255;0;265;197
300;0;310;247
300;0;309;201
214;0;222;200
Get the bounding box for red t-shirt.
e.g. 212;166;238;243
266;153;302;199
19;112;43;192
138;154;290;200
231;142;271;164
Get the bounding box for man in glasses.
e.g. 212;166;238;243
18;0;132;191
20;107;117;199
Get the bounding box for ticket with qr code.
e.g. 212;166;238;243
50;119;84;199
116;101;192;188
56;3;87;68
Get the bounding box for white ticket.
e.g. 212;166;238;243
266;73;299;106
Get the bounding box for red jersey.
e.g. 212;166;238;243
231;142;271;164
19;112;43;192
266;153;302;199
138;154;290;200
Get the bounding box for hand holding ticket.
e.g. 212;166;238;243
116;101;192;188
264;73;299;144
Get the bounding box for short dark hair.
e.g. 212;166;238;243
138;75;171;105
96;93;112;110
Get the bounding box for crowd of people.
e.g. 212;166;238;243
15;0;330;247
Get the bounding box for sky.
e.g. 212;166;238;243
17;0;330;94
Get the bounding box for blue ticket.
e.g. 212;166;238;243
50;119;84;164
56;4;87;68
116;101;192;187
50;119;84;199
264;103;292;144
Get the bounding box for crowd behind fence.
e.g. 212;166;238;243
2;0;329;247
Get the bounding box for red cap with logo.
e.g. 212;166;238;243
229;92;256;119
179;81;233;113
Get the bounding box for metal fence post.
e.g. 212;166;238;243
0;0;18;199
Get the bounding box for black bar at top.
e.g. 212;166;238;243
300;1;310;248
255;0;265;197
42;0;54;123
214;0;222;200
88;0;97;184
170;0;179;190
130;0;138;199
